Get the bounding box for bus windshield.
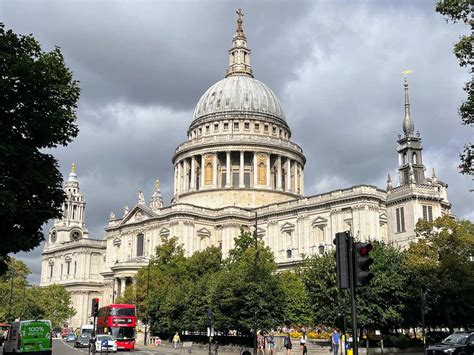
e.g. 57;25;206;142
109;308;135;316
111;327;134;340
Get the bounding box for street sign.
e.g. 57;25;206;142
101;339;108;347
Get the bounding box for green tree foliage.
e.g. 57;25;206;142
277;271;313;326
301;252;342;326
211;230;284;333
302;243;411;331
435;0;473;174
356;241;411;331
405;216;474;329
0;24;80;273
0;258;75;327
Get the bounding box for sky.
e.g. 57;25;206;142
3;0;472;284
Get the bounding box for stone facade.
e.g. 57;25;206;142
40;12;450;329
40;166;106;328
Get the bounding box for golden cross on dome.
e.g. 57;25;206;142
71;163;76;173
155;179;160;190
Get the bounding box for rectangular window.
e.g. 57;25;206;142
198;127;202;135
221;172;226;188
396;207;406;233
244;172;250;187
205;125;210;133
272;126;277;134
422;205;433;222
244;122;250;130
74;261;77;274
49;265;53;278
223;122;229;130
214;123;219;131
67;261;70;275
136;234;144;257
255;123;260;131
232;172;239;188
264;124;269;132
234;122;239;130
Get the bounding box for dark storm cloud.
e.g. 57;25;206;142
3;0;472;283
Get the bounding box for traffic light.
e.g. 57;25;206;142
354;242;374;287
91;298;99;317
333;232;350;289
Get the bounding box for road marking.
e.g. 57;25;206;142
59;339;88;353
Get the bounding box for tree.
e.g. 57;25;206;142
212;230;284;333
0;258;75;326
435;0;473;174
0;24;80;273
405;216;474;329
278;271;313;326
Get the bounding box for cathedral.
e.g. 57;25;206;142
40;11;451;328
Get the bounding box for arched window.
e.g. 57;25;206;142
413;152;417;164
403;153;407;164
286;249;292;259
136;234;144;257
318;245;325;255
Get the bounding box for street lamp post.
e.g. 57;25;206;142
253;211;258;355
144;258;151;346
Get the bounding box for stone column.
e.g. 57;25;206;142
120;278;126;296
277;156;282;190
213;153;218;188
293;161;298;193
286;159;291;192
177;161;182;194
174;165;178;195
190;156;196;190
226;151;231;188
200;155;205;188
300;166;304;195
239;151;245;187
183;159;188;192
266;154;271;188
253;152;258;187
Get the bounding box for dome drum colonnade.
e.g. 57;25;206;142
172;9;305;208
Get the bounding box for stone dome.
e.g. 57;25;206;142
192;75;286;124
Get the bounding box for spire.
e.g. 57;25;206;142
387;173;393;190
225;9;254;78
432;168;438;183
402;69;414;136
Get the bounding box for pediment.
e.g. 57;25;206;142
256;227;265;238
197;228;211;238
311;216;328;227
379;212;387;224
159;227;170;237
280;222;295;233
119;204;157;226
113;237;121;246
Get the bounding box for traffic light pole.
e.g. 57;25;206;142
348;234;359;355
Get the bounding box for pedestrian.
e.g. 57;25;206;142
284;332;293;354
331;328;340;355
266;333;275;355
172;331;181;350
300;331;307;355
257;331;265;355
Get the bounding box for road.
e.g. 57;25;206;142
50;339;205;355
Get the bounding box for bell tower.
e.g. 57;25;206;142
47;163;89;246
396;72;426;185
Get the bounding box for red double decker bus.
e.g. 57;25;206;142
96;304;136;350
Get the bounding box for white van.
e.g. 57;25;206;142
75;324;94;348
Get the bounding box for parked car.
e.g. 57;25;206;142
427;331;474;355
66;333;77;343
2;319;52;355
92;334;117;353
